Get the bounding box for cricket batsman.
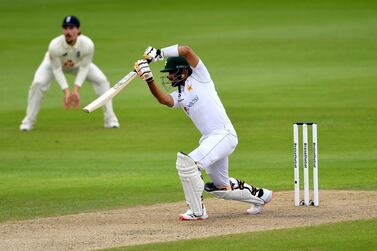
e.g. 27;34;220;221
134;45;273;220
19;15;120;131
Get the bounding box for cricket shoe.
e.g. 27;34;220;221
179;207;208;221
247;189;274;215
104;116;120;128
19;121;33;131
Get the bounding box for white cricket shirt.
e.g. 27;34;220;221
47;34;94;89
170;60;236;136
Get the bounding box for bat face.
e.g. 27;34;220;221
83;71;137;113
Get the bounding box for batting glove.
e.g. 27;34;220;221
144;46;163;63
134;59;153;82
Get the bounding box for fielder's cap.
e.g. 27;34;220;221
62;15;80;28
160;57;190;72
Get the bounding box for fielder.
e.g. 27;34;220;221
20;16;119;131
134;45;273;220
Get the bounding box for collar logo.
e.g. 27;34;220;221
178;93;184;102
187;84;193;92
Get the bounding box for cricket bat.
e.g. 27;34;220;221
83;70;137;113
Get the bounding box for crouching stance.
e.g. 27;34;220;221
20;16;119;131
134;45;273;220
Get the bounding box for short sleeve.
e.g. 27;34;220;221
190;60;211;83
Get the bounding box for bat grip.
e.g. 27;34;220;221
132;58;152;72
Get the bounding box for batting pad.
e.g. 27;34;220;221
208;178;265;205
176;152;204;216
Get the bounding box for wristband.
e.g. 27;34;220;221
161;44;179;58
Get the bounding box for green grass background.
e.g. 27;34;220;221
0;0;376;249
106;219;377;251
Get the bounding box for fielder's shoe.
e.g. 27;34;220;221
104;116;120;128
179;207;208;221
247;189;274;215
19;121;33;131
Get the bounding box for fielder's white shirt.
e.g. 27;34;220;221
170;60;236;136
47;34;94;89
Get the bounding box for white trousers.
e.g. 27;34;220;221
21;55;117;126
189;129;238;188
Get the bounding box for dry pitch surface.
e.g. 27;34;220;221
1;190;377;251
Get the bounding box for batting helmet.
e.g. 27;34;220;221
160;57;189;73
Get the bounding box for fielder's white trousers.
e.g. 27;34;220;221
189;129;238;188
21;55;117;126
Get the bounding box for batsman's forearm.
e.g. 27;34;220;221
161;44;199;67
147;81;174;107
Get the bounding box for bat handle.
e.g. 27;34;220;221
132;58;152;73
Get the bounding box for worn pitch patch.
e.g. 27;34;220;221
1;190;377;251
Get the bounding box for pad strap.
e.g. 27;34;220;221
205;177;265;205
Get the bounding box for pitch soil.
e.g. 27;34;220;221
1;190;377;251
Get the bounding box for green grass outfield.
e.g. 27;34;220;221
0;0;376;249
106;219;377;251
